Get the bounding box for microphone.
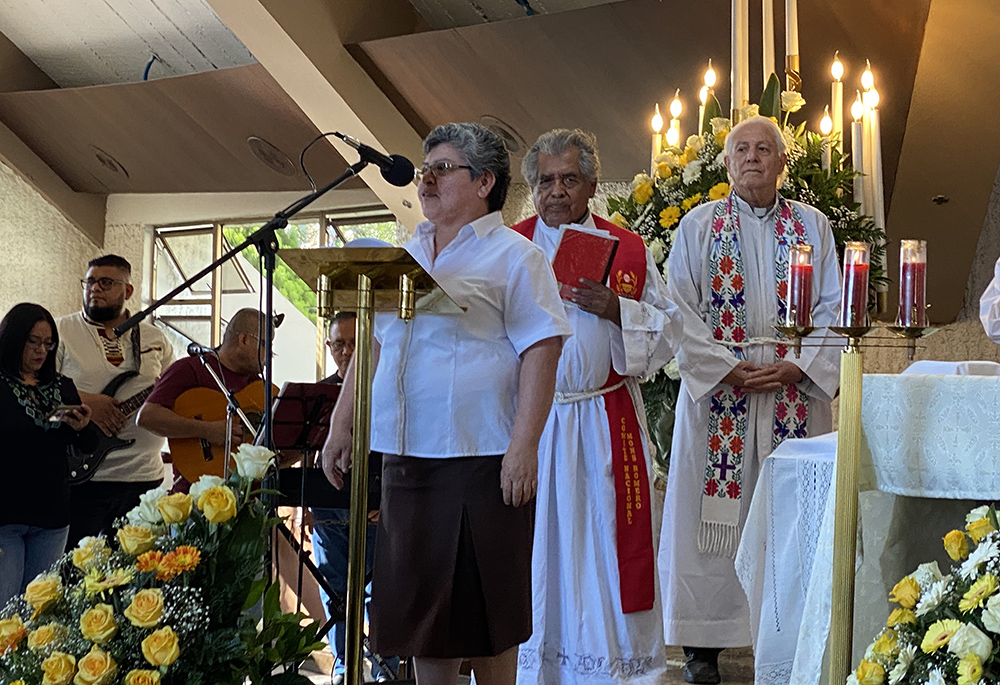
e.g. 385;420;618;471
333;132;415;187
187;343;217;357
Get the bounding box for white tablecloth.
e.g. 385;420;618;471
738;371;1000;685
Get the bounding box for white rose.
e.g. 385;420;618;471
189;475;225;504
968;505;991;525
631;173;652;190
137;487;168;525
648;238;666;264
948;622;992;661
682;160;703;185
926;668;945;685
912;561;943;589
664;358;680;381
710;117;731;135
780;91;805;113
982;594;1000;633
739;104;760;120
686;135;704;153
715;150;726;166
234;444;275;481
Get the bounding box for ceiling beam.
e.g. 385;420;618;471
0;29;104;245
205;0;425;230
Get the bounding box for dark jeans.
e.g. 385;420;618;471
67;479;163;550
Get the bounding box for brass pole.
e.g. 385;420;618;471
827;344;864;685
399;273;416;321
345;273;374;685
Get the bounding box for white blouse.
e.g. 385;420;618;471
370;211;572;458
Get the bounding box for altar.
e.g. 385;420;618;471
736;364;1000;685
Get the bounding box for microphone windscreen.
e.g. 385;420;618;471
382;154;416;187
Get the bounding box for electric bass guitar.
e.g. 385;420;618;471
67;371;156;485
167;380;275;483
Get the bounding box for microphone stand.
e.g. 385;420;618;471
114;159;369;456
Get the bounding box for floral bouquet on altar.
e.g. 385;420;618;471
853;505;1000;685
0;444;324;685
606;86;887;479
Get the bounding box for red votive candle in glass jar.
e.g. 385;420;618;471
786;244;814;327
838;242;870;328
899;239;927;327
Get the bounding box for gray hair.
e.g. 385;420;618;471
724;116;788;189
724;115;786;158
521;129;602;187
423;123;511;212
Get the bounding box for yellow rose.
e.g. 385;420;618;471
0;614;27;654
886;608;916;627
655;161;672;179
141;626;180;667
889;576;920;609
709;182;731;201
957;653;983;685
79;604;118;644
855;659;884;685
960;573;999;612
11;681;26;685
680;193;703;213
28;623;65;651
944;529;971;561
117;526;157;556
659;206;681;229
42;651;77;685
124;589;164;628
74;645;117;685
871;629;897;657
156;492;193;524
967;517;996;544
632;182;654;205
72;537;111;572
124;670;162;685
197;485;237;524
25;576;63;617
714;130;729;149
921;618;962;653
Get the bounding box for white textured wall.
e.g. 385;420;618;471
0;160;144;321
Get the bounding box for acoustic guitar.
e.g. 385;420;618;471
168;379;276;482
68;371;156;485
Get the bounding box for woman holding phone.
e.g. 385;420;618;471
0;302;95;606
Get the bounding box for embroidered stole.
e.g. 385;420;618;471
699;195;811;557
512;215;656;613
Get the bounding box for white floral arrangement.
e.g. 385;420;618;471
0;444;322;685
852;505;1000;685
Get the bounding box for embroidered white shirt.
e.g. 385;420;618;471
370;211;572;458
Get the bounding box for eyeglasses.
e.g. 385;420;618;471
328;340;356;352
26;336;57;352
418;161;473;180
81;277;128;290
536;173;583;191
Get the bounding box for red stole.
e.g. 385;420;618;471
512;215;655;614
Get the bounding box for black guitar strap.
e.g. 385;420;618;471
130;321;141;374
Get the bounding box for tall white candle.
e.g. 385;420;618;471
868;95;885;230
785;0;799;58
831;53;844;157
762;0;775;83
820;106;833;172
850;92;866;214
650;104;663;177
732;0;749;116
861;90;875;216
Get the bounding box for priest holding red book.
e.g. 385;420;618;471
513;129;680;685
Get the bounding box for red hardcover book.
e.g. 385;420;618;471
551;225;620;300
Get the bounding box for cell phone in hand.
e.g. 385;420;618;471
47;405;83;422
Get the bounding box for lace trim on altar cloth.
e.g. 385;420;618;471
796;459;834;597
757;660;794;685
518;645;658;680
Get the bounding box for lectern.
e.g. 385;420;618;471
280;246;462;684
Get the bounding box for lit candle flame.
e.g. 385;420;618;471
665;126;680;147
820;106;833;136
669;90;683;119
699;85;709;105
831;51;844;82
861;59;874;91
704;59;717;89
651;103;663;133
868;87;880;110
851;91;864;122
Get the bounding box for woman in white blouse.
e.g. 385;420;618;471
323;122;571;685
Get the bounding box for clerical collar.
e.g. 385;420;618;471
733;193;779;220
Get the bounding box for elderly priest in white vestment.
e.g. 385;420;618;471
658;116;841;684
512;129;680;685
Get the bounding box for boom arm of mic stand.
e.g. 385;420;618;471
113;160;370;338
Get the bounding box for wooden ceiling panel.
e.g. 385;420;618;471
0;64;366;193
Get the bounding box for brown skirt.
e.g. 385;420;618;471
369;454;534;658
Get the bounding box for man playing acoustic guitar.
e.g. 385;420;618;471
137;308;279;487
56;255;175;549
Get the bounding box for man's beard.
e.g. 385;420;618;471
84;302;123;322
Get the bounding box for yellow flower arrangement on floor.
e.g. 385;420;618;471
852;505;1000;685
0;444;324;685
